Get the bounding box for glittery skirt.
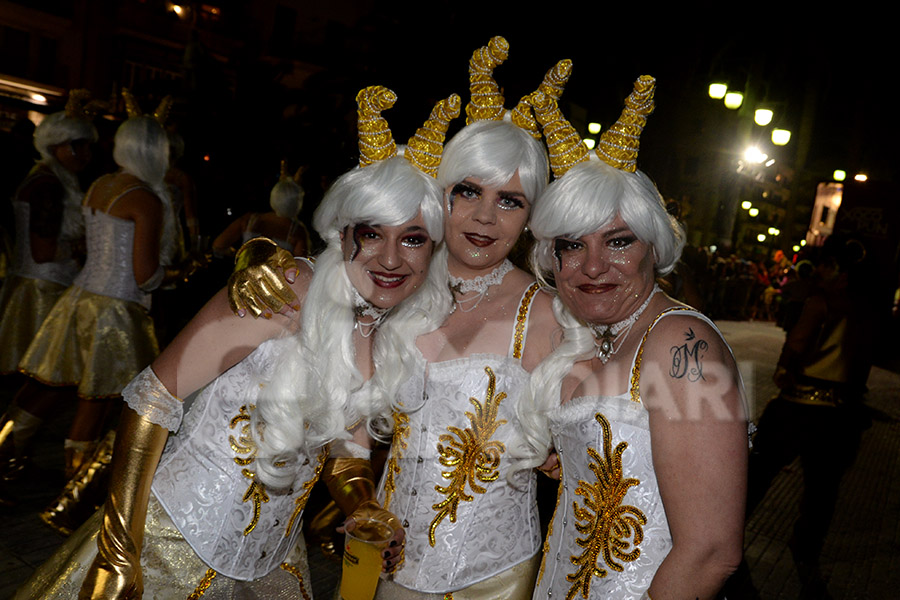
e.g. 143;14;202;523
14;494;314;599
18;286;159;398
372;553;540;600
0;276;67;374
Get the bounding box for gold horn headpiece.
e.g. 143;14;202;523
511;59;573;139
405;93;461;177
121;88;173;125
65;89;93;120
595;75;655;173
356;86;398;167
465;36;509;124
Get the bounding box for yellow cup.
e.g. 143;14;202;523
340;517;393;600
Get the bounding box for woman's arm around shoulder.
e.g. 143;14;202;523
152;258;314;399
639;313;747;600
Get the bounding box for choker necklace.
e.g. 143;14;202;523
448;259;514;313
351;287;391;338
589;284;660;364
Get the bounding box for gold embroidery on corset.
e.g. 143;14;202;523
429;366;508;546
384;410;410;510
229;404;269;535
187;568;217;598
630;307;694;403
280;562;312;600
285;446;329;537
512;282;541;359
537;460;564;585
566;413;646;600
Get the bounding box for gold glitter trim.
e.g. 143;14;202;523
595;76;655;173
285;446;329;537
357;85;398;167
536;459;564;586
531;92;589;179
280;562;312;600
187;568;217;599
465;36;509;124
630;307;694;403
566;413;646;600
512;282;541;359
229;404;269;535
443;594;454;600
405;93;461;178
429;366;508;546
384;410;410;510
511;59;573;139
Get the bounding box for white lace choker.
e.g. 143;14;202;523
351;287;391;337
589;284;660;364
448;259;514;312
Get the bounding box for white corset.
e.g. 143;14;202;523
379;283;543;593
74;207;150;308
10;200;79;286
151;336;326;581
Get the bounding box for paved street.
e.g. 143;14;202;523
2;319;898;599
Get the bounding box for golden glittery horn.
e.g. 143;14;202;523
595;75;655;173
511;59;573;139
531;91;589;179
357;86;398;167
122;88;142;118
153;95;174;125
465;36;509;125
65;89;92;120
405;93;461;177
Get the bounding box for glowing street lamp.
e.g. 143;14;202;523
587;122;602;134
709;83;728;99
741;201;752;210
833;169;846;181
748;207;759;217
771;128;791;146
744;146;768;164
583;139;596;150
724;91;743;110
754;108;774;126
757;233;767;242
854;173;868;182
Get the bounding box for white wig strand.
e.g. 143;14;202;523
529;160;685;285
512;295;594;477
437;120;549;204
269;178;304;220
252;156;452;488
33;112;98;240
113;116;179;265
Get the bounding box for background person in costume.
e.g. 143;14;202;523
212;159;309;258
15;85;455;600
232;37;569;600
0;91;98;481
519;77;748;600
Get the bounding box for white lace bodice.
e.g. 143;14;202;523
10;200;80;286
378;283;543;593
151;336;326;581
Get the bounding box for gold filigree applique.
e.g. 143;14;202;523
229;404;269;535
384;410;410;510
429;366;508;546
566;413;646;600
285;446;329;537
280;562;312;600
512;282;541;359
187;568;217;599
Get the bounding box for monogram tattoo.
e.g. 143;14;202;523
670;327;708;381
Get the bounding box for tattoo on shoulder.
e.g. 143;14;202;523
669;327;708;381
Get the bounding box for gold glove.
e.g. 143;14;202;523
79;407;169;600
322;457;404;572
227;237;299;319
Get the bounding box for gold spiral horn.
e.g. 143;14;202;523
511;58;573;139
279;159;289;179
405;93;461;177
64;89;92;120
465;36;509;125
531;92;589;179
356;86;398;168
595;75;655;173
122;88;142;118
153;95;174;125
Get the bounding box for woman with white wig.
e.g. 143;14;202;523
16;85;456;599
212;160;309;258
233;37;570;600
519;77;748;600
0;91;97;479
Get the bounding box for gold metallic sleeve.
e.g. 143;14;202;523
321;457;401;533
227;237;299;318
78;407;169;599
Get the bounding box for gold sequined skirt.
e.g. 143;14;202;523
18;286;159;398
15;494;314;599
0;276;67;374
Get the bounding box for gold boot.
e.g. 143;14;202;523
64;438;98;480
40;430;116;536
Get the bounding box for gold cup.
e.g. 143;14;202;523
339;517;393;600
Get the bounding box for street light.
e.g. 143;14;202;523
741;201;752;210
744;146;768;164
583;139;596;150
755;108;774;126
771;128;791;146
709;83;728;99
757;234;766;242
724;92;743;109
854;173;868;182
833;169;847;181
588;122;602;134
749;207;760;217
